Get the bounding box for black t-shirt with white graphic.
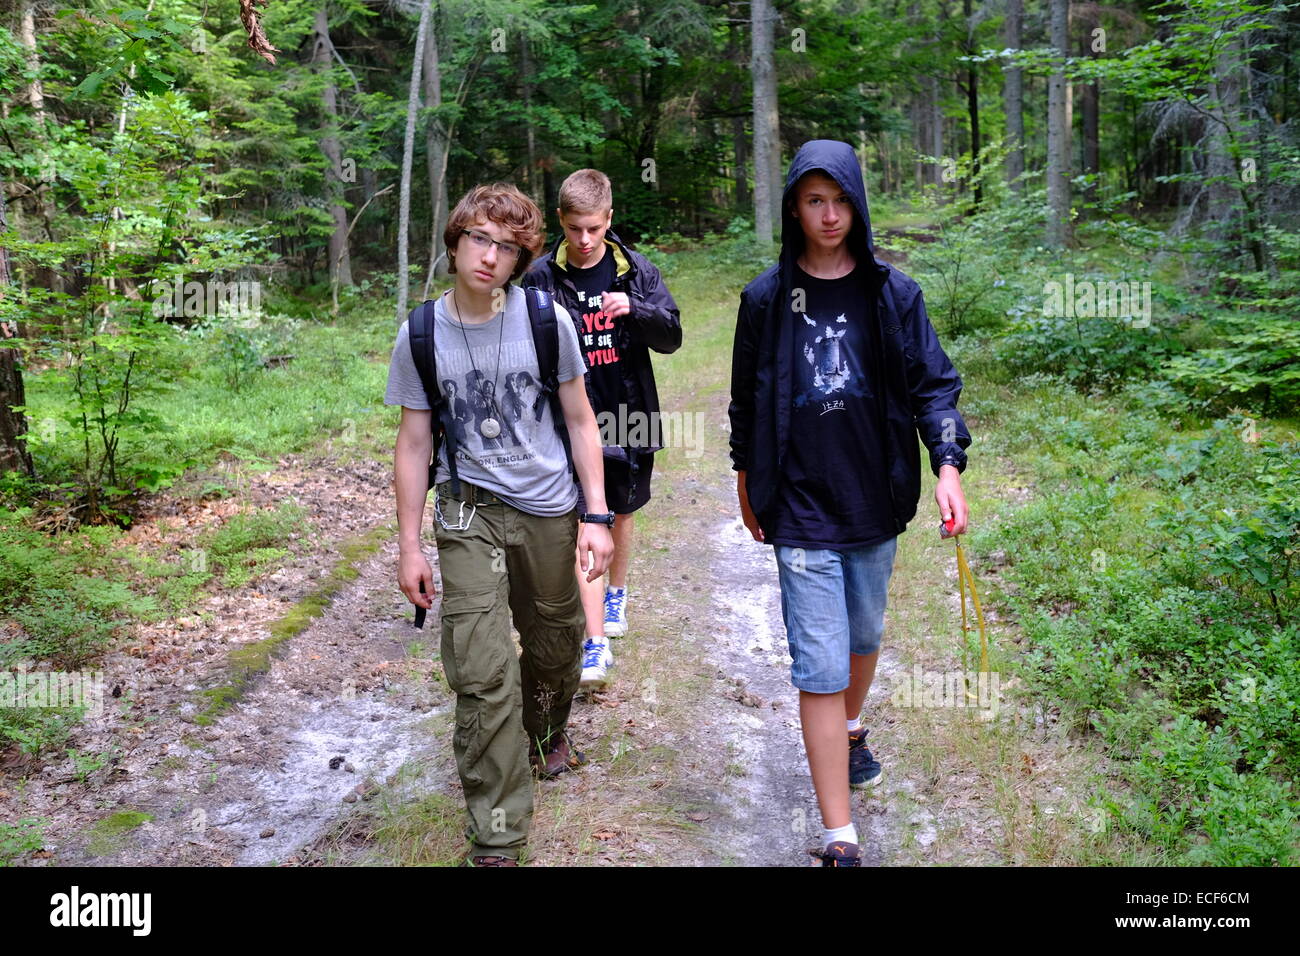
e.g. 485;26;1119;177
567;248;626;417
767;261;895;549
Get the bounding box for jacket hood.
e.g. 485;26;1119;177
780;139;876;276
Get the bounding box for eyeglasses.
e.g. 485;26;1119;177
461;228;522;260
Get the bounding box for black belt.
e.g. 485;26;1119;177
435;480;505;507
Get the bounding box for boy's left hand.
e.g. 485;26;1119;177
578;523;614;582
935;466;969;535
601;292;631;318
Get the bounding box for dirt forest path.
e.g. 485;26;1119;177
4;454;467;866
6;285;1103;868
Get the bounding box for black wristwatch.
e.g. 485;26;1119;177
579;512;616;528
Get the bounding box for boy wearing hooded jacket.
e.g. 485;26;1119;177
729;140;972;866
525;170;682;688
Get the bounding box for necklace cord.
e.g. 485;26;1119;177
450;287;507;425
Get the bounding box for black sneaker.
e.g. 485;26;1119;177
849;727;882;789
809;840;862;866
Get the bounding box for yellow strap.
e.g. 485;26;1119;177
951;534;989;674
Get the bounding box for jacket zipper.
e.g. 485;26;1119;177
874;277;903;534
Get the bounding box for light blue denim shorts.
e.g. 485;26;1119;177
774;537;899;694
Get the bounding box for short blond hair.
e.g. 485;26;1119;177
558;169;613;217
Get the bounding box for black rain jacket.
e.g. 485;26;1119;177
525;229;682;454
728;139;971;537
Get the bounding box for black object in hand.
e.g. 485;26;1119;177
414;580;427;629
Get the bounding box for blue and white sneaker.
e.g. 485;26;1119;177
603;587;628;637
849;726;883;788
580;637;613;689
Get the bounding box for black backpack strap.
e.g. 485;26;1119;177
524;286;575;479
407;298;461;496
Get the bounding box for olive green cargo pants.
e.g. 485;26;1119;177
432;482;585;861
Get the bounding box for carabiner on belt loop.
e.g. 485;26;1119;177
433;487;477;531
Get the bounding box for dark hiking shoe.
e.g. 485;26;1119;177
530;731;588;780
809;841;862;867
468;855;519;867
849;726;883;789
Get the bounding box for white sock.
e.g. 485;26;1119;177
847;718;863;733
587;635;605;644
607;586;625;596
823;823;858;848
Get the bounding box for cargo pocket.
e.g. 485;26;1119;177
439;585;508;697
452;695;486;787
526;593;584;676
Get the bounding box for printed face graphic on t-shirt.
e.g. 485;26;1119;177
456;369;547;453
794;310;872;414
433;331;550;464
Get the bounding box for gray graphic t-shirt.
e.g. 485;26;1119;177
384;284;585;516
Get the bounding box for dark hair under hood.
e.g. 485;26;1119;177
778;139;882;286
730;138;972;534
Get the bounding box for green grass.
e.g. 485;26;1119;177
963;368;1299;865
19;305;397;487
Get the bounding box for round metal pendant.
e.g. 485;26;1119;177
480;417;501;439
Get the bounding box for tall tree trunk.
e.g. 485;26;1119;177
963;0;981;205
313;8;353;289
752;0;780;242
1206;43;1241;232
18;2;61;305
877;132;892;194
858;82;871;189
911;93;925;188
0;178;33;478
912;84;942;189
909;2;929;188
1206;36;1265;270
396;1;431;324
1046;0;1072;247
20;2;46;119
521;37;537;203
732;114;751;214
635;69;666;191
422;7;450;296
928;72;943;185
928;6;946;184
1080;5;1101;208
1003;0;1025;191
728;21;751;215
